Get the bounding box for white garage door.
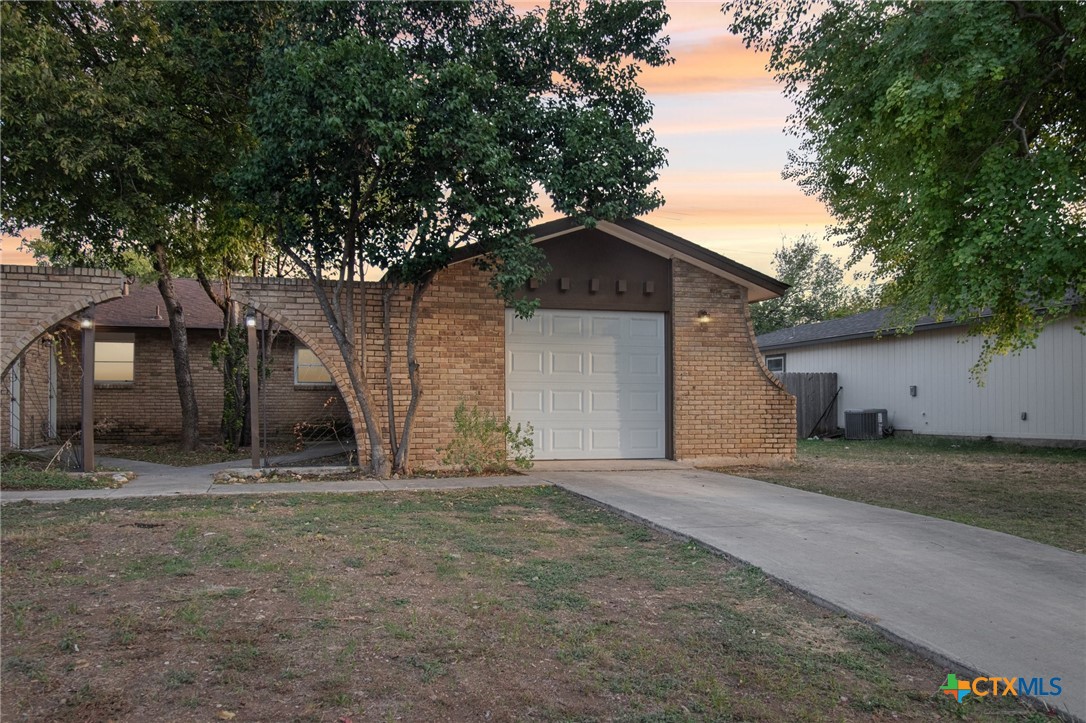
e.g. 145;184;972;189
506;309;666;460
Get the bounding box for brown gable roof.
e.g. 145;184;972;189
94;279;224;330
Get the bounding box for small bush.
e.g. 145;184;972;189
441;402;533;474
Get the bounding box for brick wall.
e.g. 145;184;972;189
672;260;796;463
3;259;794;464
53;327;350;444
1;265;126;375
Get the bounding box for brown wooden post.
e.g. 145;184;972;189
247;313;260;469
80;315;95;472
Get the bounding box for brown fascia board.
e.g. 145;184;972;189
447;216;790;301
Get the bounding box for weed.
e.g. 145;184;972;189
164;669;196;688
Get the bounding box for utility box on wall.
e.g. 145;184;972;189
844;409;888;440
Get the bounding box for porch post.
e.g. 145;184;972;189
80;313;95;473
246;313;260;469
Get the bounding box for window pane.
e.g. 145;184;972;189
96;341;134;364
296;348;321;367
95;340;134;383
295;346;332;384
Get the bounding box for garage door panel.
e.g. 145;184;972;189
550;351;584;374
590;316;622;338
629;353;661;376
629;390;662;412
590;353;619;374
509;350;544;374
550;428;585;452
590;390;621;412
551;390;584;412
509;314;544;336
551;315;585;337
629;428;664;451
507;309;666;460
590;428;622;452
508;389;544;413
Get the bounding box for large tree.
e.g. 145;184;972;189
1;2;266;449
237;0;670;476
750;237;876;335
724;0;1085;369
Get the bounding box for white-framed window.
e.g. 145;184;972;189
95;333;135;384
765;354;786;374
294;345;333;385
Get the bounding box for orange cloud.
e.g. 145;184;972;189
649;191;833;226
640;35;775;95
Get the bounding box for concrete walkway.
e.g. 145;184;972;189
0;443;542;503
538;468;1086;721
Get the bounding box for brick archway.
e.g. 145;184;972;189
231;279;368;458
1;265;128;376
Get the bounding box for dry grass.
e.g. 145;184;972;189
0;488;1039;722
720;436;1086;552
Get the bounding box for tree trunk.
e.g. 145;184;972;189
382;280;400;461
277;240;390;476
392;274;433;474
153;243;200;451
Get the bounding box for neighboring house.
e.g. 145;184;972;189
2;218;798;464
756;308;1086;444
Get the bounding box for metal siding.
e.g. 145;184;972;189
773;317;1084;441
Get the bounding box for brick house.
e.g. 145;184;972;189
2;218;797;465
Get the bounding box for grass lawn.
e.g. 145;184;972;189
0;453;128;492
1;488;1038;722
721;436;1086;552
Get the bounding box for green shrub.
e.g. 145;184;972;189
441;402;533;474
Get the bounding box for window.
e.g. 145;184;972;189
294;346;332;385
95;334;135;384
765;354;785;374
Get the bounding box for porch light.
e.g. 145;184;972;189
697;310;711;323
245;315;257;328
79;318;94;330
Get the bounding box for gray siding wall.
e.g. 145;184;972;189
766;316;1085;441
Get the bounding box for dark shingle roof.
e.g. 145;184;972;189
94;279;224;330
755;307;956;351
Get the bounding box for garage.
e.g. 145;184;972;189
505;308;666;460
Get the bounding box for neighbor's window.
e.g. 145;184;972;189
95;334;135;384
765;354;785;374
294;346;333;385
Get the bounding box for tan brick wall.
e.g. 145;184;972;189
672;260;796;463
52;328;350;444
3;259;794;465
1;265;127;375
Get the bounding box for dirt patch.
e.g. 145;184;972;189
1;489;1033;721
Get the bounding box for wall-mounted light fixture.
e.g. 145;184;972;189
245;315;257;328
79;318;95;330
697;310;711;323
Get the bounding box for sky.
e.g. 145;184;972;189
0;1;836;277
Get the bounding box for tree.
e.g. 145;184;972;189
237;0;670;476
1;2;265;449
750;237;876;335
724;0;1085;370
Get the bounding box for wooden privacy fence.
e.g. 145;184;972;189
777;372;839;439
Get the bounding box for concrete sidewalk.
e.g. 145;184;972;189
541;468;1086;721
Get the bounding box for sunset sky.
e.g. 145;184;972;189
1;2;836;276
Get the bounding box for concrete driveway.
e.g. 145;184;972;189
540;468;1086;721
